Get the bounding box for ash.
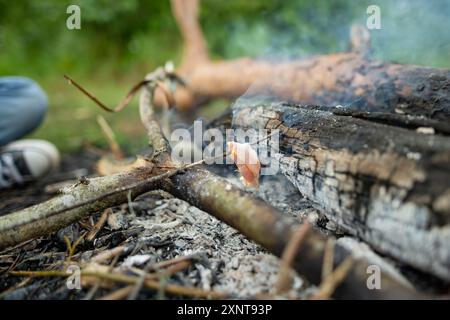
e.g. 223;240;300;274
105;173;313;298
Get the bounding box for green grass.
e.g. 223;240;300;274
29;74;149;154
28;73;230;154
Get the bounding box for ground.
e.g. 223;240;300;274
0;151;313;299
0;150;447;299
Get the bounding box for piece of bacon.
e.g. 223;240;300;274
227;141;261;188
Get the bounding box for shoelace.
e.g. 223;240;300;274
0;153;24;188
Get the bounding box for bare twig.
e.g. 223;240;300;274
127;259;191;300
321;239;335;281
126;253;200;300
275;223;311;294
64;75;149;113
149;253;199;270
97;286;135;300
9;269;228;299
90;245;126;264
64;232;86;263
310;257;355;300
86;208;111;242
64;65;183;115
97;115;124;160
0;277;32;299
84;252;121;300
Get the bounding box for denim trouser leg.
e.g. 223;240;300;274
0;77;48;146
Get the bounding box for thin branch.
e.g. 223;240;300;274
96;116;124;160
321;239;335;281
9;269;228;299
64;75;149;113
310;257;355;300
86;208;111;242
97;286;135;300
275;223;311;293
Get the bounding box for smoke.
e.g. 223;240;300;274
221;0;449;68
369;0;450;68
224;0;449;111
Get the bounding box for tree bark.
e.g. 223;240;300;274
175;54;450;121
231;102;450;282
0;166;158;249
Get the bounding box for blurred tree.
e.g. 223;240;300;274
0;0;448;78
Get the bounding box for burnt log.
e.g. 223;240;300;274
231;102;450;282
174;53;450;122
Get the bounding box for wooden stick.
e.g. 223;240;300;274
9;269;228;299
86;208;111;242
0;167;158;250
310;257;355;300
97;286;135;300
275;223;311;293
96;116;124;160
321;239;335;281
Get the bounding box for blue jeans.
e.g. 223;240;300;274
0;77;48;146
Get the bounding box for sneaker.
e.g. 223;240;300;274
0;139;60;189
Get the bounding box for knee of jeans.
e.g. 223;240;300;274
19;78;48;128
0;78;49;145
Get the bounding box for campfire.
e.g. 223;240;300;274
0;0;449;301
